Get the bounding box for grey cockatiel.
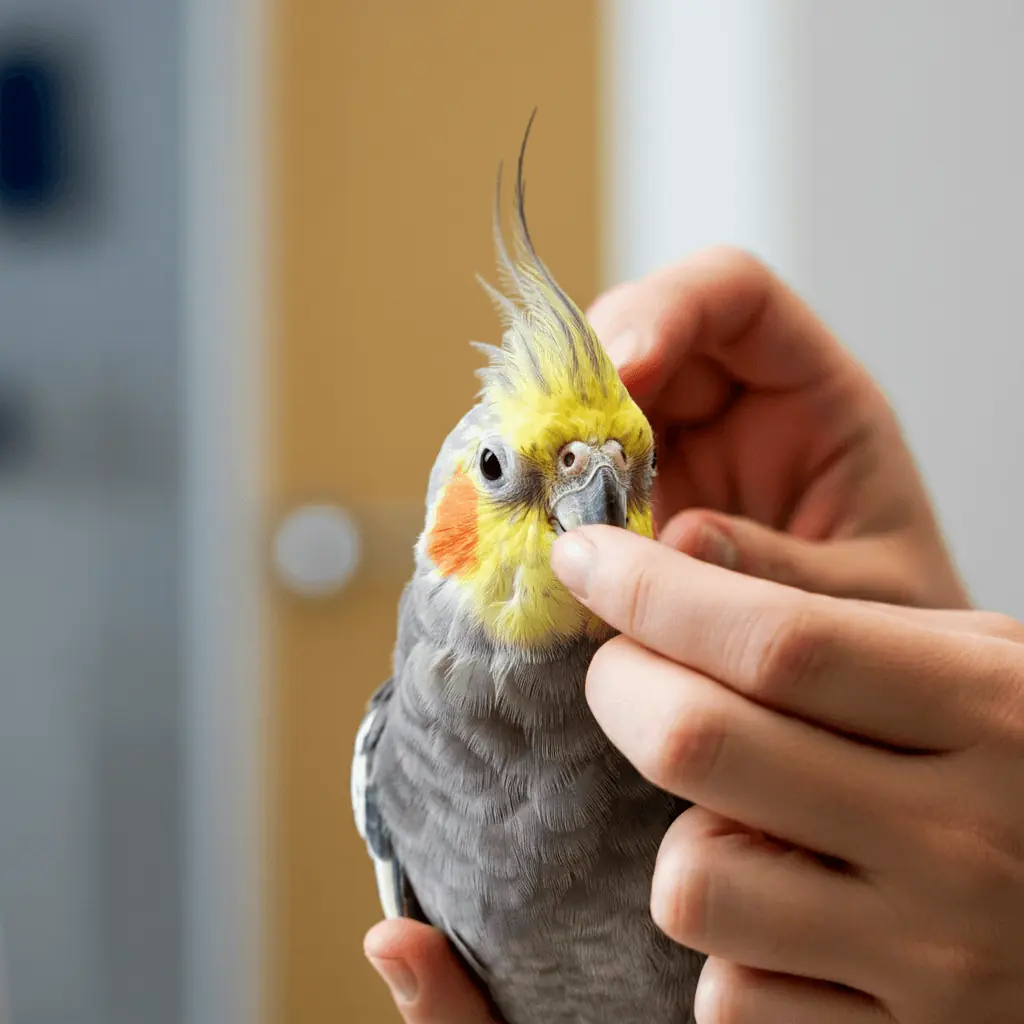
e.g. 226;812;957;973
351;119;705;1023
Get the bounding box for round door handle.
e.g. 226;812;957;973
272;504;362;597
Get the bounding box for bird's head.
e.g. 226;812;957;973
415;118;656;652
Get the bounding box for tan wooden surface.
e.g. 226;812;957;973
267;3;601;1020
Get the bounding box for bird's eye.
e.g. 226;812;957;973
480;448;503;482
651;447;658;472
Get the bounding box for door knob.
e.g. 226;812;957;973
272;504;362;597
271;499;424;597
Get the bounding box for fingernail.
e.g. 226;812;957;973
701;527;739;570
551;532;596;598
368;956;418;1004
604;328;640;369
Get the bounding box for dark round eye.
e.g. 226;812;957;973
480;447;503;482
562;451;576;469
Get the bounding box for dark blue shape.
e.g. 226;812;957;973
0;54;63;210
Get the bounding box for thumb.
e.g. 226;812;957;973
364;920;500;1024
659;509;928;606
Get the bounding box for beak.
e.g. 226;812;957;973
552;464;628;533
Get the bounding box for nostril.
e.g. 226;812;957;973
558;441;591;477
601;440;628;473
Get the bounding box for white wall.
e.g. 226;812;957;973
604;0;802;283
606;0;1024;616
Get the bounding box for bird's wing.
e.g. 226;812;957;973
351;677;425;922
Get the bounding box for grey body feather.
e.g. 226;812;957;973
352;407;705;1024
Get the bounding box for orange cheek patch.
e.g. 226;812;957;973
426;471;479;577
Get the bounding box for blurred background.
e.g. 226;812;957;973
0;1;1021;1023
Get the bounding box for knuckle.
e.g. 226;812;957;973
916;938;1004;1010
897;810;1021;1015
702;244;768;281
586;282;634;334
983;674;1024;748
918;804;1024;937
971;611;1024;643
746;603;826;704
953;811;1023;894
646;710;726;791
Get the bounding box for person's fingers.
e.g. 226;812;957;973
652;807;889;991
660;509;940;607
854;603;1024;642
364;920;499;1024
646;354;734;423
586;638;909;866
552;525;1004;751
587;246;863;408
696;957;893;1024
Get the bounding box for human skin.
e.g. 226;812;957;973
365;250;1024;1023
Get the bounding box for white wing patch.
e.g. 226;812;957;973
350;708;376;841
351;688;408;921
374;859;404;921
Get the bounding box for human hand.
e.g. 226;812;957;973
364;919;500;1024
587;247;970;608
550;524;1024;1023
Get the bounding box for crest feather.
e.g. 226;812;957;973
475;110;622;408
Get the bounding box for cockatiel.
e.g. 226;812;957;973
351;116;705;1024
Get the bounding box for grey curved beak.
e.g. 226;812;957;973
552;465;628;533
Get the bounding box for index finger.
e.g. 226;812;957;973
551;526;1002;752
587;247;861;407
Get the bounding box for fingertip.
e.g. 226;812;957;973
576;522;671;561
586;281;634;341
659;510;706;550
363;918;445;963
587;285;661;389
560;522;648;565
363;920;393;958
363;919;402;960
660;511;739;570
603;327;641;371
366;922;500;1023
550;529;598;600
694;956;735;1020
364;923;423;1008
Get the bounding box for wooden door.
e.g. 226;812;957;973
267;3;602;1021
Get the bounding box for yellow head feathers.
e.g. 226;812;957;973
422;114;655;651
473;112;653;473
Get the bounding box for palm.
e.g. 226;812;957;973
591;249;966;608
650;379;896;543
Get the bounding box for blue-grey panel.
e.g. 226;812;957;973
0;2;183;1022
